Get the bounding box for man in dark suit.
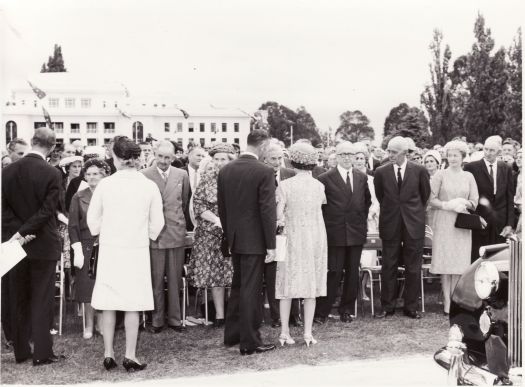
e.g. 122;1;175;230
314;142;371;323
2;128;64;365
262;143;303;328
180;146;206;231
218;129;276;355
374;136;431;319
464;136;515;262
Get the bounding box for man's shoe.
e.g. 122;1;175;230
313;316;327;324
33;354;66;366
240;344;276;356
340;313;353;323
168;325;186;332
375;309;395;319
403;310;422;319
16;354;32;364
271;319;281;328
148;326;164;334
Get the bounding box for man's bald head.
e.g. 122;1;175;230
31;127;56;154
264;143;284;172
484;136;502;163
335;141;354;155
155;140;175;155
335;141;354;169
485;136;503;149
386;136;408;165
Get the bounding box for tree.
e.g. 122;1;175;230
335;110;375;142
502;28;522;141
256;102;322;146
383;103;430;147
420;29;455;145
41;44;67;72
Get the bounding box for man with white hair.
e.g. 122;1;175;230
464;136;515;262
374;136;430;319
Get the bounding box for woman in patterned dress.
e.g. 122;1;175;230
429;141;479;315
188;143;235;327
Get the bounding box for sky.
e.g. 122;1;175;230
1;0;523;142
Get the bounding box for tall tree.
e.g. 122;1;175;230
420;29;455;145
383;103;430;147
41;44;67;72
502;28;522;141
256;102;321;146
335;110;375;142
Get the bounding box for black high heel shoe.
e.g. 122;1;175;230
103;357;117;371
122;358;147;372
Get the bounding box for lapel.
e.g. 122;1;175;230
401;161;413;191
387;163;399;194
478;159;492;184
163;167;177;196
352;169;361;194
496;161;505;196
149;167;167;192
329;168;352;197
78;188;92;206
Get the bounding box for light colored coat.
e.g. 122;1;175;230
142;165;190;249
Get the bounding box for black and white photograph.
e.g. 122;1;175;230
0;0;522;385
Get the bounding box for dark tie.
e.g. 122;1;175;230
346;171;352;192
275;173;279;187
397;167;402;191
489;164;494;193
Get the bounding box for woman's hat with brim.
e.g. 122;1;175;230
289;142;317;166
59;155;83;167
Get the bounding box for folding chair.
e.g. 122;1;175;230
54;253;65;335
420;225;439;312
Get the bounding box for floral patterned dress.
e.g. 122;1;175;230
187;166;233;288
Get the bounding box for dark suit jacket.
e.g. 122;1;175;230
369;157;381;171
180;165;195;231
318;168;371;246
68;187;94;243
218;154;277;255
374;161;431;240
464;159;514;233
1;153;62;260
279;167;296;181
312;165;327;179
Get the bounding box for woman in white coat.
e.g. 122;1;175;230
87;136;164;372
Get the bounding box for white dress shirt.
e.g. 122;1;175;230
275;168;281;183
337;165;353;191
483;158;497;194
187;165;200;192
393;159;408;182
157;166;170;181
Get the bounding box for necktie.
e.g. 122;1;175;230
489;164;495;194
397;167;402;191
346;171;352;192
274;173;279;187
193;169;198;190
161;171;167;182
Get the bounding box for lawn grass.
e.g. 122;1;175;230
1;283;450;385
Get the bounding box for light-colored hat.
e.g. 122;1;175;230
59;155;83;167
83;146;106;159
209;143;235;156
423;150;442;165
289;142;317;165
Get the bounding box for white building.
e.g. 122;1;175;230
2;73;251;150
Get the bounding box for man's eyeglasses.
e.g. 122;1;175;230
336;153;353;158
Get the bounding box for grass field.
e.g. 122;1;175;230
1;283;450;385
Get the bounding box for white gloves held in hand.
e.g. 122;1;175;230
71;242;84;269
442;198;470;213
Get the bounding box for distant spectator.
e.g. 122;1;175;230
423;150;441;177
63;143;76;158
7;138;29;162
2;155;12;168
72;140;84;156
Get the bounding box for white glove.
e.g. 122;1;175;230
442;199;467;213
71;242;84;269
57;212;69;225
213;217;222;229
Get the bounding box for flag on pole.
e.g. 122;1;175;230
178;108;189;119
42;106;53;129
27;81;46;99
117;107;131;119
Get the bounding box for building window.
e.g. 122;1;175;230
54;122;64;133
49;98;59;108
221;123;227;132
177;122;183;132
87;138;97;145
65;98;75;108
34;122;46;129
71;123;80;134
199;138;205;147
104;138;112;145
132;121;144;143
211;123;216;133
177;138;183;146
33;100;37;107
104;122;115;134
234;138;239;144
188;137;194;143
211;138;216;143
234;122;239;132
222;138;227;143
188;123;194;132
87;122;97;133
5;121;17;144
199;123;205;132
70;138;81;143
81;98;91;108
164;122;170;132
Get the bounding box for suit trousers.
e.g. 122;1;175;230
263;262;300;322
380;221;423;313
150;247;185;328
9;258;56;362
1;272;12;342
224;254;264;350
316;245;362;317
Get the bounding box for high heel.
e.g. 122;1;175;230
278;333;295;346
303;334;318;347
103;357;117;371
122;358;147;372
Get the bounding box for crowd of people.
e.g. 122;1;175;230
1;127;521;371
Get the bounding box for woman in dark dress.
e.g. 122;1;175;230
187;143;235;327
68;158;111;339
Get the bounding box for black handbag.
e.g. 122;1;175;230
88;239;99;279
454;213;484;230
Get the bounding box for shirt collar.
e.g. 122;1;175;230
241;151;259;160
483;158;497;168
157;166;170;178
394;159;408;170
27;150;46;160
337;164;352;175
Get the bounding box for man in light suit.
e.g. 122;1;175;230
142;141;190;333
464;136;515;263
262;144;303;328
314;141;372;324
2;128;64;365
218;129;276;356
374;136;431;319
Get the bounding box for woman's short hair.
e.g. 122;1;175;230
113;136;142;167
82;158;111;176
444;140;469;159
